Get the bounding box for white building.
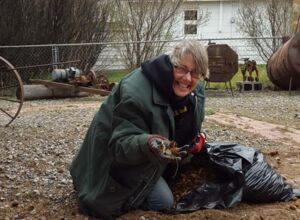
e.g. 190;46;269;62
175;0;241;39
97;0;267;71
173;0;263;64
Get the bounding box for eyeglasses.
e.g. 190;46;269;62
174;65;201;79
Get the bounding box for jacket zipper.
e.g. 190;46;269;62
193;93;199;132
194;94;198;118
128;167;158;209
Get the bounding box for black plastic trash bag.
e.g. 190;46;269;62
176;142;300;212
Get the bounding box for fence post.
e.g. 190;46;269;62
51;46;59;69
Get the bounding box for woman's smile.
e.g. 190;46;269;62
172;53;198;97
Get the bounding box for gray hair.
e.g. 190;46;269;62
169;40;209;79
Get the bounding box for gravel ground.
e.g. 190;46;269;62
0;90;300;219
205;90;300;129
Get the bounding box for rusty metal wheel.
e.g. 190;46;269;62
0;56;24;126
96;74;110;90
87;70;97;87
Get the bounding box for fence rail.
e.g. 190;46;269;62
0;37;284;82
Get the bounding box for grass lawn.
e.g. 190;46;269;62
106;64;274;90
106;70;131;83
205;64;273;90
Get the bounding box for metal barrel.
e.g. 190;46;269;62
266;32;300;90
52;68;81;82
52;69;68;82
206;44;238;82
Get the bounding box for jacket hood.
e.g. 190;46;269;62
141;54;173;101
141;54;189;109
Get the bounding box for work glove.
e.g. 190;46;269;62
147;135;183;162
179;132;206;154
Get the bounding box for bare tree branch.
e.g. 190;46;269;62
0;0;111;80
111;0;182;69
236;0;293;62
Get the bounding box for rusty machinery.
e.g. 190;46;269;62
51;67;115;90
267;30;300;90
0;57;112;126
206;43;239;96
241;58;259;82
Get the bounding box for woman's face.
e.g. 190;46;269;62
172;53;200;97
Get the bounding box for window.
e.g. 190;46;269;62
184;10;197;21
184;24;197;35
184;10;197;35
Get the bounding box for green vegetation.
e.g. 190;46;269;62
106;64;275;90
40;71;53;80
205;108;216;116
106;70;131;83
206;64;274;90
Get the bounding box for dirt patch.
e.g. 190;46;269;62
208;112;300;146
1;94;300;220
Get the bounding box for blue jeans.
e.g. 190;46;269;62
142;176;174;211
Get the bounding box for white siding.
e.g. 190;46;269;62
178;1;264;63
180;0;241;39
96;0;268;70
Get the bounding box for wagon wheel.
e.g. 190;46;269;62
96;74;110;90
0;56;24;126
86;70;97;87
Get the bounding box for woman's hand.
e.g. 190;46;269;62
147;135;182;162
179;132;206;154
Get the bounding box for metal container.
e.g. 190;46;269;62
206;43;238;82
52;69;68;82
267;32;300;90
52;67;81;82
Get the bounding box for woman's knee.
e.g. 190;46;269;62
143;177;174;210
160;191;174;209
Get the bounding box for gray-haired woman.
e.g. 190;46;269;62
70;40;209;220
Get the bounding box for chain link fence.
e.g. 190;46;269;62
0;37;284;83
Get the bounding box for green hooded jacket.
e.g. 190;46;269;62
70;59;205;220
